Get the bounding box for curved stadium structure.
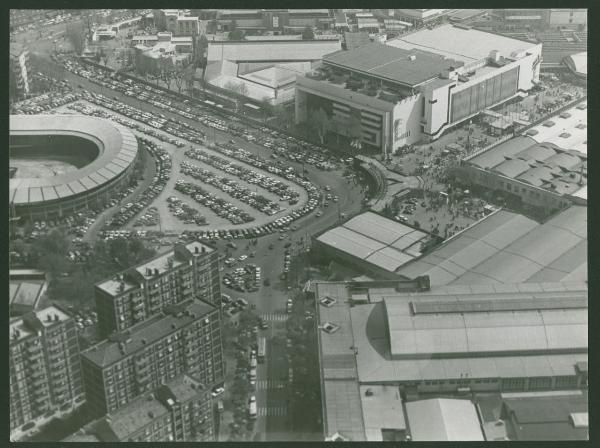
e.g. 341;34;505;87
9;114;139;221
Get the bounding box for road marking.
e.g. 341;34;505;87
260;314;288;322
257;406;287;416
256;380;288;390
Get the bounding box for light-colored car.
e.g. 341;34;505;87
211;387;225;398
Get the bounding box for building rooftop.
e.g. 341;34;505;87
359;385;406;441
324;43;463;87
503;392;588;440
9;115;138;206
388;23;539;63
207;39;342;63
81;300;215;367
564;52;587;77
315;281;588;387
406;398;484;441
396;207;587;286
103;394;169;441
10;281;46;308
316;211;432;274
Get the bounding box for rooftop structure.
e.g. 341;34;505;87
315;212;436;277
324;43;463;88
397;206;587;286
564;52;587;79
502;392;588;440
206;39;342;63
388;23;537;63
406;398;484;441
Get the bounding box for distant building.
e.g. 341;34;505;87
454;101;587;215
10;43;30;99
393;9;449;26
152;9;204;36
81;299;223;417
295;24;542;154
215;9;334;33
65;374;214;442
95;241;220;338
547;9;587;27
10;306;84;438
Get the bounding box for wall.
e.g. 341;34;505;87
391;93;424;148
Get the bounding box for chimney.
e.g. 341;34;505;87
201;246;206;253
194;246;199;254
54;314;59;322
167;257;174;268
142;338;147;344
154;268;159;276
408;55;416;61
146;267;152;276
47;314;52;322
489;50;500;62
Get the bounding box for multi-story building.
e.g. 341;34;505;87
215;9;334;33
81;299;224;417
152;9;204;36
10;306;84;438
295;24;541;154
393;9;449;26
10;43;30;99
95;241;220;338
66;374;214;442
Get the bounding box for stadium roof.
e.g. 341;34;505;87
406;399;484;441
323;43;463;87
10;115;138;206
206;39;341;62
387;23;539;63
316;212;431;274
81;300;215;368
396;207;587;286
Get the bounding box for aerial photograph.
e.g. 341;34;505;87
9;8;587;443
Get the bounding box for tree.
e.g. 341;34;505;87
307;108;330;144
302;26;315;40
173;65;187;94
65;22;86;54
159;58;175;90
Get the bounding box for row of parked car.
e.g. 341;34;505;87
104;138;171;229
180;160;281;217
166;196;208;226
185;147;300;203
175;179;255;225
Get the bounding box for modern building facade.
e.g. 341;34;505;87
81;299;224;417
296;24;542;154
95;241;220;338
10;306;84;437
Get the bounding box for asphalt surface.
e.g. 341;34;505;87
26;37;366;441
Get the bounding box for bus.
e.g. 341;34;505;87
257;337;266;363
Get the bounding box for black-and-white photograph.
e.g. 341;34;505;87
9;7;587;443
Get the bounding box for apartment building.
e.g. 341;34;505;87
80;300;224;417
95;241;221;338
10;306;84;437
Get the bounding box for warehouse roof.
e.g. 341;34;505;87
9;115;138;206
360;385;406;441
406;399;484;441
81;300;215;367
324;43;463;87
396;207;587;286
388;23;539;63
316;212;431;274
207;39;342;62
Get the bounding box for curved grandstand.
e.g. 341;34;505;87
9;114;139;221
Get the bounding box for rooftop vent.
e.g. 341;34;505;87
148;411;154;418
154;268;159;276
146;268;152;276
54;314;59;322
142;338;147;344
320;296;337;307
408;55;416;61
171;323;177;329
147;394;154;401
194;246;199;254
322;322;340;334
47;314;52;322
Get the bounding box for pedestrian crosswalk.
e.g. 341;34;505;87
255;380;288;390
260;313;288;322
257;406;287;417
